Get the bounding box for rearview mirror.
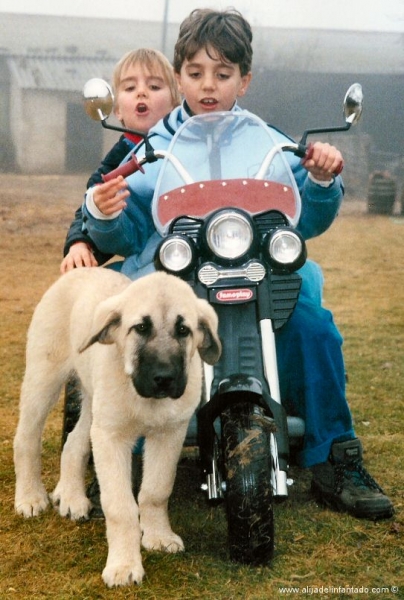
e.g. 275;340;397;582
343;83;363;125
83;78;114;121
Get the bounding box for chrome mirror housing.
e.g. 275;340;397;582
343;83;363;125
83;78;114;121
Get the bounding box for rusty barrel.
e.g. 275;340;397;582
367;171;396;215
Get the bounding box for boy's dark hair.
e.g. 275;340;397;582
173;9;253;76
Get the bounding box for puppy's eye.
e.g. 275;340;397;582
176;324;191;338
134;323;148;334
132;319;152;336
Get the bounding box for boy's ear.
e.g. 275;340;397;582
175;72;183;95
238;72;252;98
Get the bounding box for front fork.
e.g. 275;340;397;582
260;318;289;498
199;316;291;501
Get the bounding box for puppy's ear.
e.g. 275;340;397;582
79;301;122;353
196;299;222;365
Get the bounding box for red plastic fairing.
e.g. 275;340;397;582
156;179;296;229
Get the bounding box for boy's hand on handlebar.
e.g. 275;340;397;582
93;176;130;215
60;242;99;274
301;142;344;181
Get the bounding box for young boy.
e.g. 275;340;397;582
60;48;181;273
82;9;393;520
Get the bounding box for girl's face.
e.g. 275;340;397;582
115;63;176;133
175;46;251;115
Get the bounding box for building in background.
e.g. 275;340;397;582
0;12;403;195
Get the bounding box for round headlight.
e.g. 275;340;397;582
158;236;193;272
268;229;303;265
206;211;253;259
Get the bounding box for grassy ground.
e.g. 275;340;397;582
0;175;403;599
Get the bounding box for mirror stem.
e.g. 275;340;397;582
299;122;352;146
99;119;157;163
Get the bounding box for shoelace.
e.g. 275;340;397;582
334;460;385;495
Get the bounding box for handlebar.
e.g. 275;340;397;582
84;80;360;185
103;149;194;184
300;143;344;176
103;135;343;184
102;154;145;182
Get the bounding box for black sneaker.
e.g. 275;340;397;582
311;439;394;520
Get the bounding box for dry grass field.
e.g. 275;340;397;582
0;174;403;599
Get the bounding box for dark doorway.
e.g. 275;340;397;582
66;102;103;172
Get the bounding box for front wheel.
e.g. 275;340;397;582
221;402;276;565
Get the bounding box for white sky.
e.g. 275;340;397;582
0;0;403;32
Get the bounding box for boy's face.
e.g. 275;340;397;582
115;63;175;133
175;46;251;115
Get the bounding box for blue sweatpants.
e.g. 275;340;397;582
276;293;355;468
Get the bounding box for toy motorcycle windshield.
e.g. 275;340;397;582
152;111;302;236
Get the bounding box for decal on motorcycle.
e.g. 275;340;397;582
213;288;255;303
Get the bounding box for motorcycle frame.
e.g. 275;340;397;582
193;271;303;502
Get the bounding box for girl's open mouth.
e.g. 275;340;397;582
136;103;148;114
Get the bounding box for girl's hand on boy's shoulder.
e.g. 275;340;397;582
302;141;344;182
93;176;130;215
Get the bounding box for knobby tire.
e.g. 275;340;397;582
221;402;275;565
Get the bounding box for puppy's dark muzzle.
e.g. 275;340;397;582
133;355;187;399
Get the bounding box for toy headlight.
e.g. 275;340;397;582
158;236;194;273
267;228;306;269
206;211;253;259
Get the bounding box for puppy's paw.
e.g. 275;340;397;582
102;561;145;587
142;530;184;553
51;487;91;521
15;485;49;518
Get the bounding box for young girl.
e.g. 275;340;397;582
60;49;181;519
60;48;181;273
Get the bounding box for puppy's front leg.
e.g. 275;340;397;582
91;425;145;587
139;423;188;553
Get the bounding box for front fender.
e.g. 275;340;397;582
197;375;289;473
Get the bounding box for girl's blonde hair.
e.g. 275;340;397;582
112;48;181;108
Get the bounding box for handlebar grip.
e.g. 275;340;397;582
102;154;145;182
301;142;344;176
333;160;344;176
300;142;314;165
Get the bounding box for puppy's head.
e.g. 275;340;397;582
80;272;221;399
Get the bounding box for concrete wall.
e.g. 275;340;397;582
8;83;118;174
10;87;67;173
